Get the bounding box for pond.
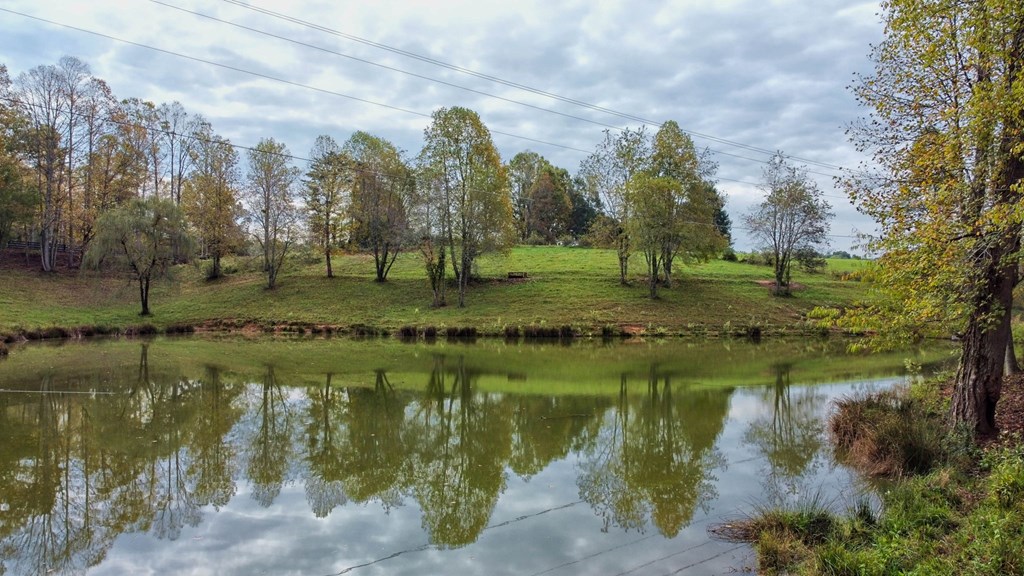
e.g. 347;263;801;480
0;337;951;575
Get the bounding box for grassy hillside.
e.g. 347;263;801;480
0;246;870;337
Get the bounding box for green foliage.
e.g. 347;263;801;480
183;125;242;279
795;248;827;274
418;106;515;307
304;135;351;278
744;154;833;297
345;131;414;282
844;0;1024;434
83;197;193;315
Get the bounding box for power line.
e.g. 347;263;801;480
151;0;852;180
2;6;863;188
217;0;855;175
0;7;594;157
0;8;863;216
149;0;629;134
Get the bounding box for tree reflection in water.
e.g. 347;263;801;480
743;363;826;503
577;367;729;536
243;366;295;507
0;345;247;574
0;343;844;573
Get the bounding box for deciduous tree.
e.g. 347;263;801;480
419;106;514;307
345;131;414;282
626;174;678;299
507;150;545;241
84;197;192;316
579;127;651;284
303;135;350;279
845;0;1024;436
183;124;242;279
744;154;832;296
245;138;300;289
526;165;572;243
649;121;724;287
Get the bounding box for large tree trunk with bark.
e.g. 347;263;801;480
949;231;1018;436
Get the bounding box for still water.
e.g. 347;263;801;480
0;337;950;575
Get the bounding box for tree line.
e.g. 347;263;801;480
1;56;844;315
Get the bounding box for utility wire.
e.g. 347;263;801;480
217;0;855;175
149;0;628;134
1;8;861;214
0;7;593;156
3;6;862;186
150;0;851;180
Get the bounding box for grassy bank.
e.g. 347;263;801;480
0;245;869;339
725;374;1024;575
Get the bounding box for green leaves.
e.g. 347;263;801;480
84;197;193;315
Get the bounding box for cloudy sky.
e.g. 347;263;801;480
1;0;884;252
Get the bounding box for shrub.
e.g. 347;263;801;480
721;246;738;261
524;325;560;339
795;248;827;274
398;325;418;340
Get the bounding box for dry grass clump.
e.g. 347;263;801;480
829;390;944;478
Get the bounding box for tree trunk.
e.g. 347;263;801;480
325;248;333;279
617;232;629;285
949;231;1017;436
662;246;674;289
139;275;151;316
647;250;659;299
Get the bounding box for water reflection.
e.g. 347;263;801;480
0;339;938;575
577;368;727;537
743;363;827;502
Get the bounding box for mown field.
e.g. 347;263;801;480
0;246;871;337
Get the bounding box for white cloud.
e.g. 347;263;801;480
0;0;885;252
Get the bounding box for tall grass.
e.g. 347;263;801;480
829;389;945;478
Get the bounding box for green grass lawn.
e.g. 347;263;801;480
0;246;871;336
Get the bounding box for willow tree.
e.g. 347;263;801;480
846;0;1024;436
84;197;192;316
419;106;514;307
